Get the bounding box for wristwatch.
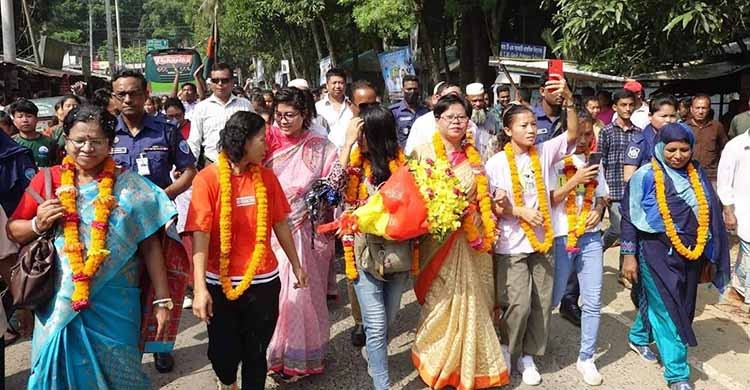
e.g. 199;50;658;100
152;298;174;310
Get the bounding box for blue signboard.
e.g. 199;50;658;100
500;42;547;60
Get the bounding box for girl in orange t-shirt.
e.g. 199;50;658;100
185;111;308;390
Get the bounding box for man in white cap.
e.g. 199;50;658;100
404;82;478;154
466;82;500;161
288;78;310;90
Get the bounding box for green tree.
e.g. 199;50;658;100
550;0;750;75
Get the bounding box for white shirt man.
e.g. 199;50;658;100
188;94;252;163
717;129;750;303
317;94;353;148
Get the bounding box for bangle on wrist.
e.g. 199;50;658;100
31;217;43;236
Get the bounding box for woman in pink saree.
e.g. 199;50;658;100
265;87;345;379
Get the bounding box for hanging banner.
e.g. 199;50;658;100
144;48;202;83
377;47;416;98
319;56;333;87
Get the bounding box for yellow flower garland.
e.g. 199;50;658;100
342;146;406;280
562;157;597;253
433;131;497;252
409;133;468;241
59;155;117;311
503;143;554;253
217;152;269;300
651;158;710;261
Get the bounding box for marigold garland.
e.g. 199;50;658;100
342;147;406;280
433;131;497;252
504;143;554;253
59;155;117;311
409;133;468;241
217;152;269;300
562;156;598;253
651;158;710;261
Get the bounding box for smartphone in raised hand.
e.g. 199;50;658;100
588;152;602;166
548;60;563;81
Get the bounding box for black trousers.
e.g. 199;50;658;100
207;279;280;390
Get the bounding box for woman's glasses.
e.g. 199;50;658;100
440;114;469;123
275;111;301;121
66;137;109;149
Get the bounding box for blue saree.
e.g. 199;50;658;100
28;170;176;390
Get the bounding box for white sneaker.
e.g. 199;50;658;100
501;345;511;375
182;296;193;309
576;357;603;386
517;355;542;386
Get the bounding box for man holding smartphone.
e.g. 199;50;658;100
534;70;568;144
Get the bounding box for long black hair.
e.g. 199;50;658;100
360;104;400;186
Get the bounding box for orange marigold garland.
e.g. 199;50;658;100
342;147;406;280
562;157;598;253
503;143;554;253
651;158;710;261
59;155;117;311
433;131;497;252
217;152;269;300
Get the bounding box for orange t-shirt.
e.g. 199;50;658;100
185;164;290;282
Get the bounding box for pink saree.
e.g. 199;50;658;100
265;127;342;376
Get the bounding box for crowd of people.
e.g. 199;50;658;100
0;63;748;390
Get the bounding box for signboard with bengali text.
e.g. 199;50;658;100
499;41;547;60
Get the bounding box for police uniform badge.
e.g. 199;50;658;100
627;146;640;159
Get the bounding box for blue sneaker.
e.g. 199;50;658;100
628;342;658;363
670;381;693;390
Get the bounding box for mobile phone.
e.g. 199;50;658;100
588;152;602;166
548;60;563;80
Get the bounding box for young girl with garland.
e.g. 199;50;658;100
484;77;578;386
548;113;609;386
337;104;410;390
620;123;729;390
186;112;308;390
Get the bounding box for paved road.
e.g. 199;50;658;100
6;246;750;389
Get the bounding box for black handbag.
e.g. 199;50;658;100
9;168;57;310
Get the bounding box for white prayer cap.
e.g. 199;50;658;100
433;81;445;95
289;79;310;90
466;82;484;96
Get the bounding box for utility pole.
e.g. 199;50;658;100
114;0;123;66
89;0;94;72
20;0;40;65
1;0;16;63
104;0;116;73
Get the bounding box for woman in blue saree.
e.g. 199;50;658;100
8;105;175;389
620;123;730;390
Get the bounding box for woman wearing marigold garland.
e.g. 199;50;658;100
549;113;608;386
338;103;410;390
485;77;578;386
620;123;729;390
264;87;346;379
8;105;175;389
408;94;508;389
186;111;308;390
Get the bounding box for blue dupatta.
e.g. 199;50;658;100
28;170;176;390
626;123;729;290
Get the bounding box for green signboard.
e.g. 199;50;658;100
146;39;169;51
144;48;202;83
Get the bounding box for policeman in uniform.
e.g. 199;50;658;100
390;74;429;148
623;94;679;181
111;70;197;373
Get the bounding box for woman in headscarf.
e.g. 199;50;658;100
620;122;730;390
